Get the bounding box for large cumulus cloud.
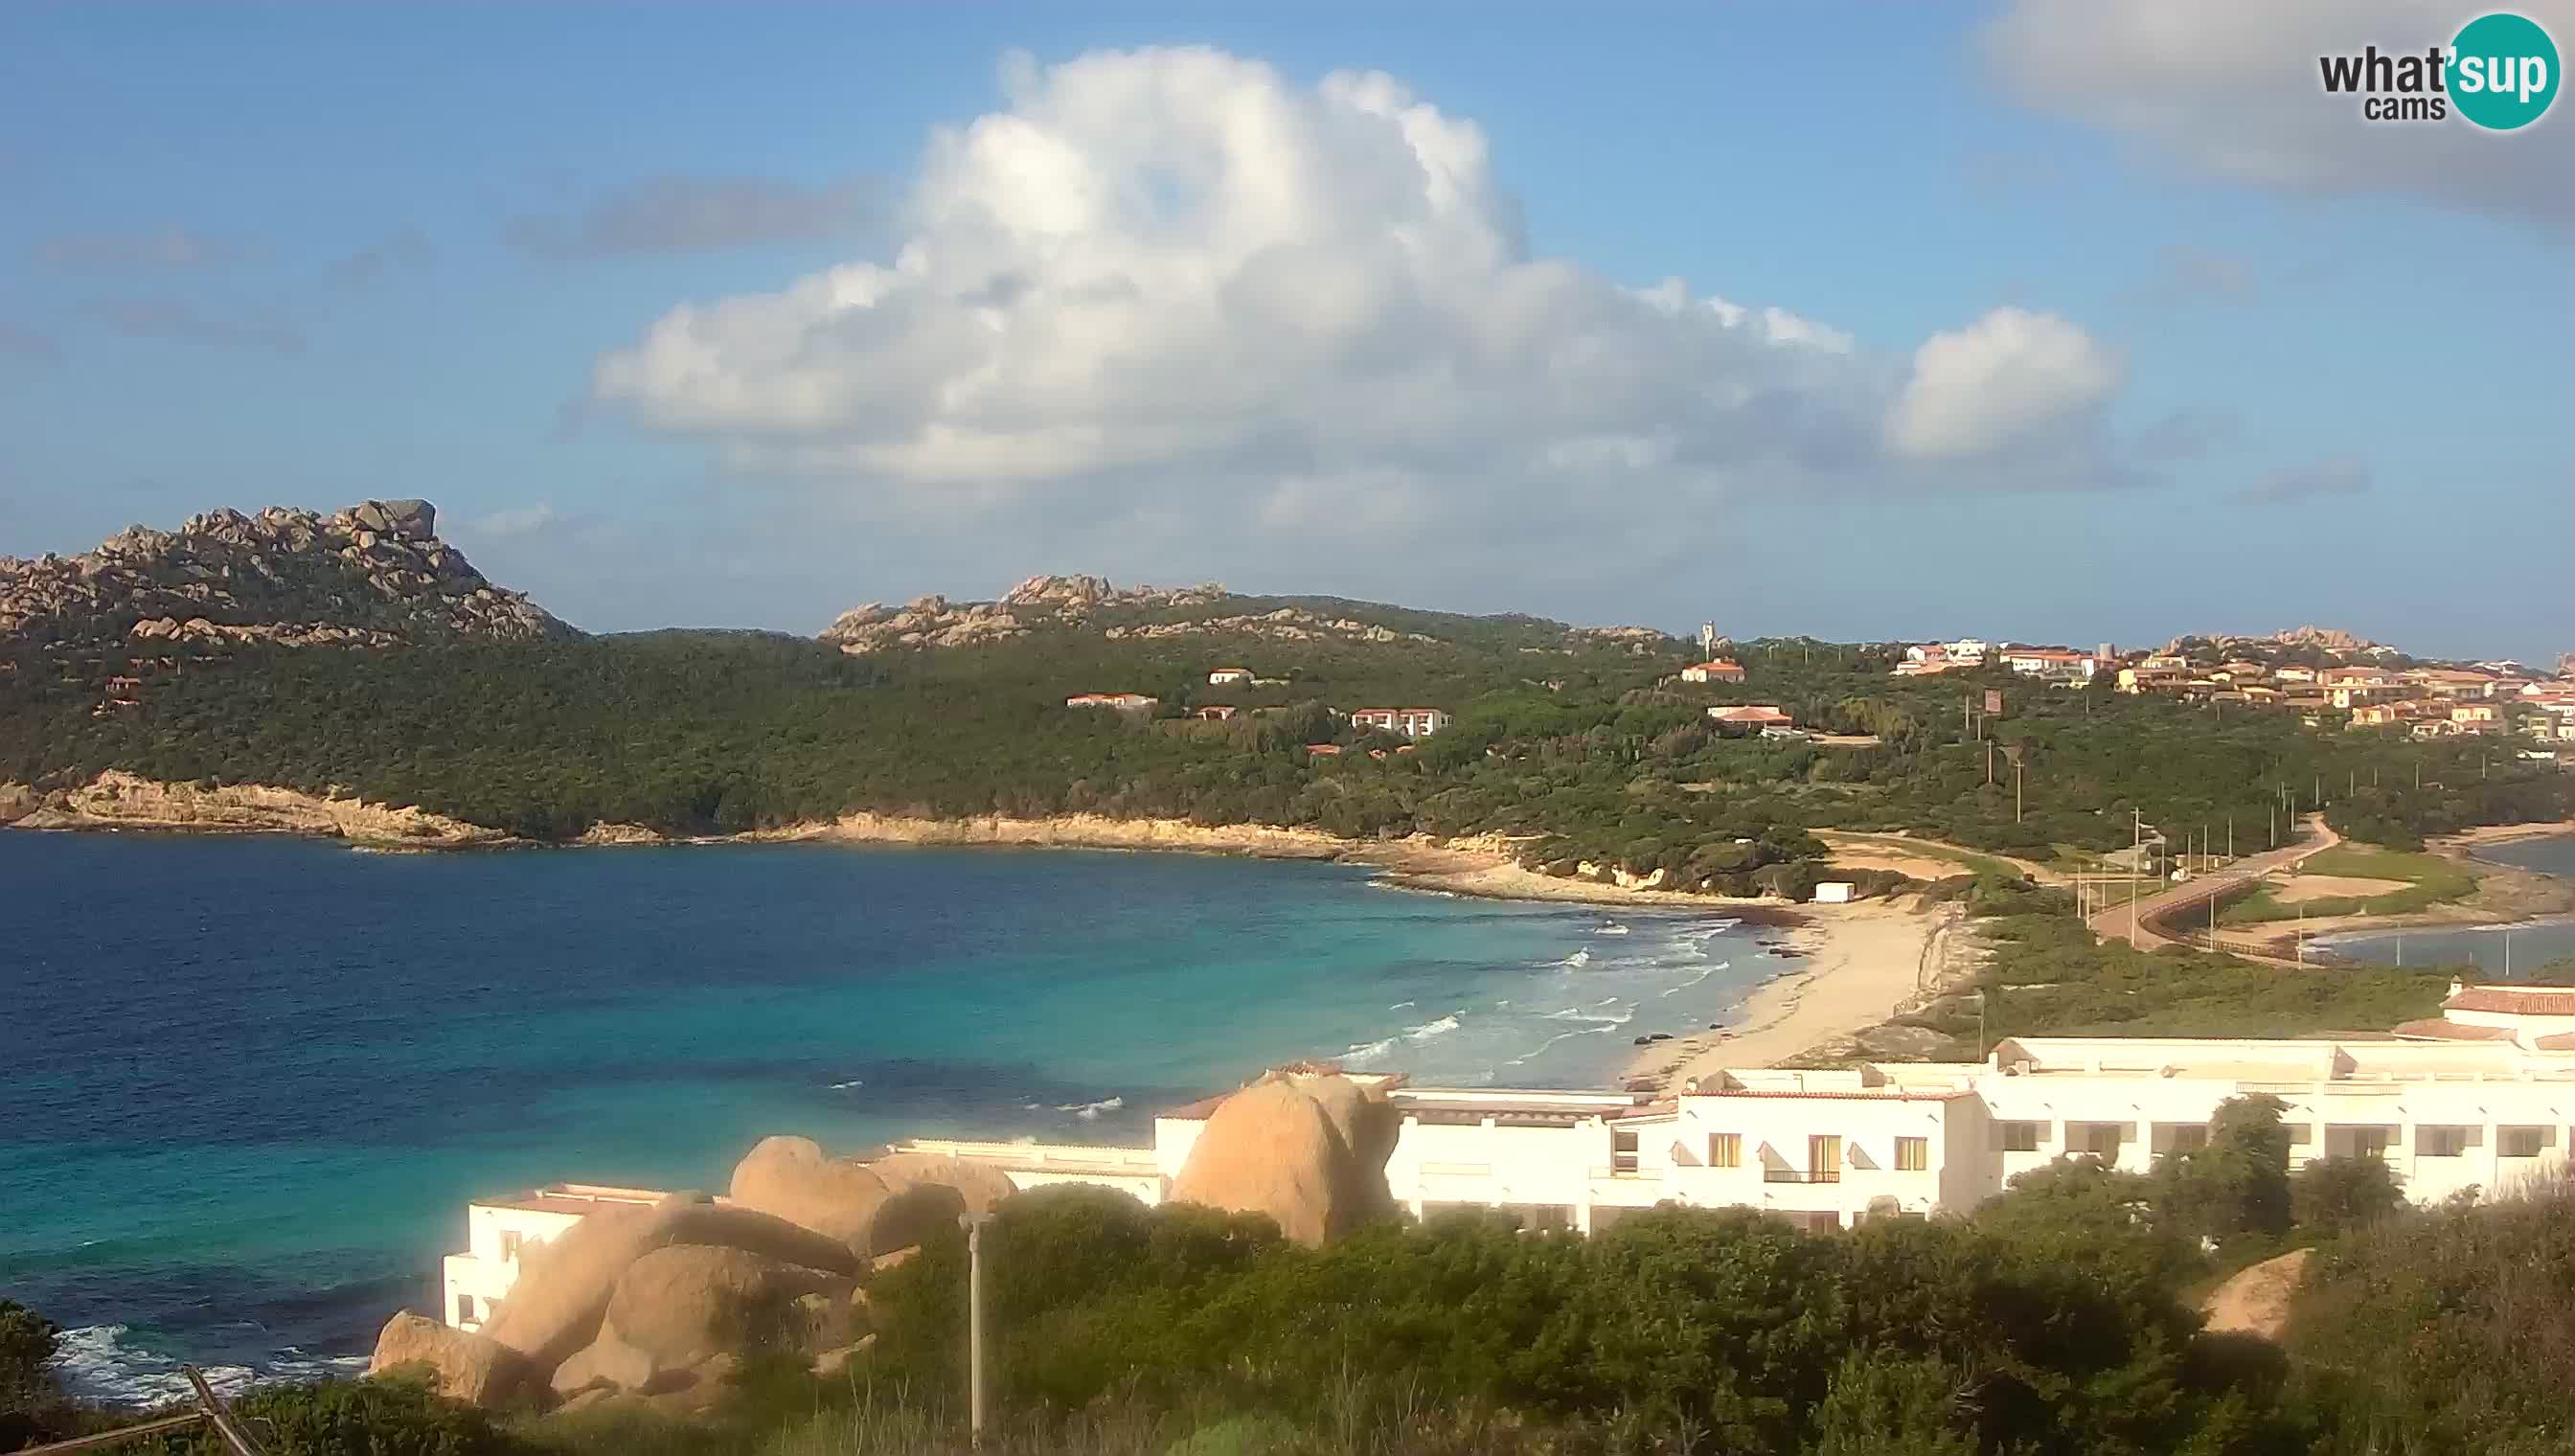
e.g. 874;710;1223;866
591;47;2129;566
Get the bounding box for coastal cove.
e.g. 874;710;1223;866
3;831;1800;1402
2324;832;2575;974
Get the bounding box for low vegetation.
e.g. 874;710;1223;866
6;619;2564;890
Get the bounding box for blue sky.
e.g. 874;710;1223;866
2;3;2568;660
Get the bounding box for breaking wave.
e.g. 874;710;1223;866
49;1325;366;1409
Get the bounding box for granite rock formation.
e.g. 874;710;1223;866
0;499;575;654
1169;1070;1400;1245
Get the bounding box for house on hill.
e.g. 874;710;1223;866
1350;707;1450;738
1067;692;1159;712
1708;704;1796;729
1206;667;1253;685
1681;659;1746;683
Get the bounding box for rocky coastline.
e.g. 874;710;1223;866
0;770;1796;914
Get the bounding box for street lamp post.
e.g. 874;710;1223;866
961;1212;991;1445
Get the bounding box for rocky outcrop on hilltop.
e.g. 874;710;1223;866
2165;626;2394;660
820;575;1223;652
1102;607;1436;647
0;499;576;654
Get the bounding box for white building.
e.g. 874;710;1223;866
1679;660;1746;684
1349;707;1451;738
1207;668;1253;686
1999;649;2102;684
443;988;2575;1330
1945;639;1989;666
443;1183;667;1331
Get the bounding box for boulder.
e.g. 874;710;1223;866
381;499;437;537
813;1334;876;1377
478;1192;857;1376
871;1151;1020;1215
601;1244;840;1370
860;1180;967;1258
729;1136;894;1252
368;1310;535;1409
550;1326;655;1398
1169;1074;1395;1245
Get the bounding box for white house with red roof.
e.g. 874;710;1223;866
1680;659;1746;683
1349;707;1451;738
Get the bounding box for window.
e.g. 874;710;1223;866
2168;1125;2208;1153
2081;1124;2125;1158
499;1230;523;1261
2503;1127;2547;1159
1895;1136;1928;1172
455;1292;475;1325
2000;1121;2040;1152
1809;1135;1843;1183
2353;1126;2390;1159
2422;1126;2469;1157
1708;1132;1742;1169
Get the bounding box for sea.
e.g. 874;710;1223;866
0;831;1779;1405
2324;833;2575;973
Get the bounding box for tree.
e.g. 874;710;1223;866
2291;1156;2404;1236
2157;1095;2292;1247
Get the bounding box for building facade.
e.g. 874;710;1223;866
1349;707;1451;738
442;1183;668;1332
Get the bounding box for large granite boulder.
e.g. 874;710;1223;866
368;1310;535;1409
870;1150;1019;1215
602;1244;842;1371
729;1136;894;1252
478;1192;857;1376
1169;1073;1396;1245
549;1325;655;1399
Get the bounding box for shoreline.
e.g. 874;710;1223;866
1621;899;1959;1090
2222;828;2575;961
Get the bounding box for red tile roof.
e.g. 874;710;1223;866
1688;1087;1978;1102
2449;988;2575;1014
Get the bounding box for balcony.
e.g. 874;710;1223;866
1763;1169;1842;1184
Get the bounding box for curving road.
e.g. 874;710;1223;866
2084;814;2342;960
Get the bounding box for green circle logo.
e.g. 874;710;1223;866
2450;12;2560;129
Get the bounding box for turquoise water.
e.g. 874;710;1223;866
0;832;1769;1402
2324;834;2575;974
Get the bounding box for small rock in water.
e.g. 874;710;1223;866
1631;1035;1651;1045
1648;1032;1673;1042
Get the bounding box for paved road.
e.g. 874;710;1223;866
2085;814;2342;959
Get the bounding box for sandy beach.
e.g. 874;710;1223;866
1623;899;1959;1090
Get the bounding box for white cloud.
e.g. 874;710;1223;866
1984;0;2575;232
592;47;2130;572
1885;307;2123;462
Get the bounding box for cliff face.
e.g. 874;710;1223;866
0;499;576;654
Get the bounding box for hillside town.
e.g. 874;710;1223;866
1888;634;2575;750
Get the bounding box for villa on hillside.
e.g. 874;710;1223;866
1681;660;1746;684
1066;692;1160;712
1708;705;1796;730
1349;707;1450;738
1206;668;1253;686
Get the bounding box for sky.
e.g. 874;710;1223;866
1;2;2569;660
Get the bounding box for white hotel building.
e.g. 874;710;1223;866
440;984;2575;1329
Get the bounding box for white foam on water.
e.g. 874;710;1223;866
1055;1096;1125;1120
1598;923;1630;935
1388;1001;1415;1011
1404;1013;1463;1042
50;1325;368;1410
1560;947;1592;967
829;1079;864;1090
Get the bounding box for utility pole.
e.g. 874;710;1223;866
961;1213;991;1446
2297;903;2306;967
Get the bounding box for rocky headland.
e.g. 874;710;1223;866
0;498;575;655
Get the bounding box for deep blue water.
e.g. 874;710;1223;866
0;831;1766;1403
2325;834;2575;973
